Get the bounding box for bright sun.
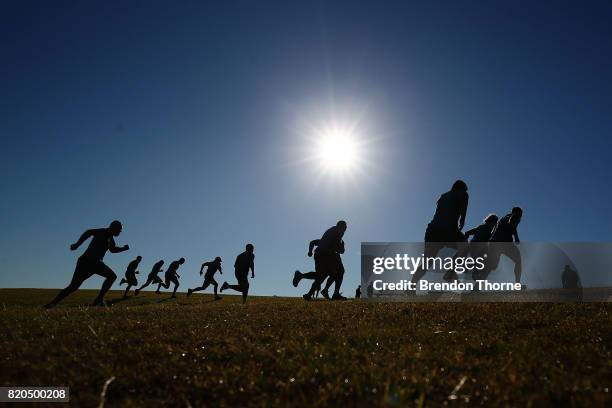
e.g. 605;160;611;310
317;128;358;172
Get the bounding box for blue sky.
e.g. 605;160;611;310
1;1;611;296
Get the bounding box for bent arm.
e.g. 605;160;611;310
464;227;477;237
109;238;129;253
71;229;94;250
308;239;320;255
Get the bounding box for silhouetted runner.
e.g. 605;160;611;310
120;256;142;298
188;257;223;300
411;181;469;285
156;257;185;298
486;207;523;284
134;260;164;295
321;250;346;300
44;220;129;308
221;244;255;304
463;213;497;280
295;220;347;301
355;285;361;299
292;238;345;299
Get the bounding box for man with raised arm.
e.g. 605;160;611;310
44;220;129;308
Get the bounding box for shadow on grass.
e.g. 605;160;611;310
157;297;178;303
108;296;133;306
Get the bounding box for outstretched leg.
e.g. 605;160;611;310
45;262;89;307
188;280;211;296
292;270;319;287
156;277;170;294
222;273;249;303
92;263;117;306
226;283;243;292
135;276;153;294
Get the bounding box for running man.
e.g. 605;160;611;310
44;220;129;308
463;213;498;280
320;241;346;300
221;244;255;304
188;257;223;300
486;207;523;284
293;236;347;300
134;260;164;295
298;220;347;301
411;180;469;284
119;256;142;298
156;257;185;298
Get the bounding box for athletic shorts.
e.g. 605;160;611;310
125;272;138;286
72;256;115;284
202;274;218;288
147;274;163;285
235;270;249;289
314;251;336;277
165;274;179;286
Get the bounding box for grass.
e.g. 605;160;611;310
1;288;611;407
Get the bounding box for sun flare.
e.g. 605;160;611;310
316;127;359;172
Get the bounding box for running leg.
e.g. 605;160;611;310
45;263;89;307
93;263;117;305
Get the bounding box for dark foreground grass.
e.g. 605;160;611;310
0;289;611;407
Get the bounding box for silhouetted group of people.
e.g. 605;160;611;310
43;178;525;307
44;221;256;308
410;180;523;286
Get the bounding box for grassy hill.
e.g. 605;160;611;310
1;289;610;406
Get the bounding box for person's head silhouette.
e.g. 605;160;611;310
178;257;185;264
510;206;523;225
245;244;254;254
336;220;347;233
484;213;498;225
451;180;468;192
136;256;142;262
214;256;222;263
109;220;122;236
